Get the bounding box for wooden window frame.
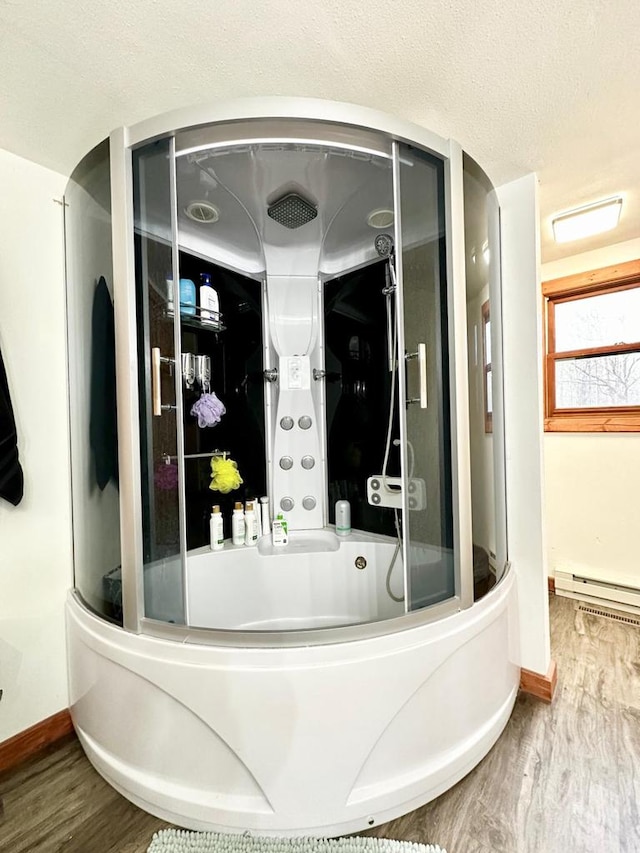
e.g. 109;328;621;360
543;258;640;432
482;299;492;433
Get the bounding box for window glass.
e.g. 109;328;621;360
543;260;640;431
556;353;640;408
555;288;640;352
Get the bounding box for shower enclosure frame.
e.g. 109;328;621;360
66;97;521;836
109;97;474;639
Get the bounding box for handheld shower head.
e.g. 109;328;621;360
374;234;394;258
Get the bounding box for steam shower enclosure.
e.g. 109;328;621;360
65;99;521;835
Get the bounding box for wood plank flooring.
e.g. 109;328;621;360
1;594;638;853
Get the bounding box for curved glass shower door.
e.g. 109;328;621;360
463;153;508;600
132;138;185;624
125;123;470;635
395;143;456;611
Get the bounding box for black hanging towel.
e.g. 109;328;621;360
0;346;24;506
90;276;118;490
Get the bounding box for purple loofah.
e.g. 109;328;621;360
190;392;226;428
154;461;178;491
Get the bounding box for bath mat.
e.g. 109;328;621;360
147;830;446;853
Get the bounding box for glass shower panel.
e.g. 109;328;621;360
132;139;185;624
175;147;267;551
65;139;122;623
396;144;454;611
463;154;508;598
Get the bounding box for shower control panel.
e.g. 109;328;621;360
280;356;311;390
367;475;426;511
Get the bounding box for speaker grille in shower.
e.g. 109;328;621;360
267;192;317;229
185;200;219;223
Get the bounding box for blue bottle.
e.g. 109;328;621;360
179;278;196;316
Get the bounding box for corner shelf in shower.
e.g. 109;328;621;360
163;306;227;333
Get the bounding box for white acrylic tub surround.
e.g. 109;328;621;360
186;530;405;630
66;567;519;837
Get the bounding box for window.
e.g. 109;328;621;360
482;299;492;432
543;259;640;432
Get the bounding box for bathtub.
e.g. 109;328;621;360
66;530;519;837
188;530;413;630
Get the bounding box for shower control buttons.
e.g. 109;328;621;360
280;416;294;430
367;475;403;509
288;357;303;389
280;497;295;512
302;496;316;510
298;415;312;430
279;456;294;470
301;455;315;469
367;475;427;511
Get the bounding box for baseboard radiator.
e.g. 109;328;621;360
555;570;640;616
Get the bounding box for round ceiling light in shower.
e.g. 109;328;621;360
367;208;394;229
184;200;220;224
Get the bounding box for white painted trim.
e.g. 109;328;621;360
497;173;550;675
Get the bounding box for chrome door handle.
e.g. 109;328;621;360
151;347;176;416
406;343;427;409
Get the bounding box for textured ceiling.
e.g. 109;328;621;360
1;0;638;262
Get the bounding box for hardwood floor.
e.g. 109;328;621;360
1;594;638;853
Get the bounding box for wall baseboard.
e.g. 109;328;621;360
0;709;74;773
548;576;556;593
520;660;558;703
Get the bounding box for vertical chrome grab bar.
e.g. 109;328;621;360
406;343;428;409
152;347;162;416
418;342;427;408
151;347;176;416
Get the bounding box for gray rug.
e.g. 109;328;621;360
147;830;446;853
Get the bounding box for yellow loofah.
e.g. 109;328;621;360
209;456;243;494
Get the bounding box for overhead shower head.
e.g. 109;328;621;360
374;234;394;257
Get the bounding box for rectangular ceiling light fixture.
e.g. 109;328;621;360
552;196;623;243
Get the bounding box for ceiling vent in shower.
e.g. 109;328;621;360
184;200;220;224
267;192;317;229
367;208;394;229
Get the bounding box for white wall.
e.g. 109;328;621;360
0;149;72;741
498;173;550;676
542;237;640;588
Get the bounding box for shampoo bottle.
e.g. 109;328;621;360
209;505;224;551
260;496;270;536
179;278;196;316
231;502;245;545
244;501;259;546
199;273;219;326
165;275;175;316
272;512;288;546
335;499;351;536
